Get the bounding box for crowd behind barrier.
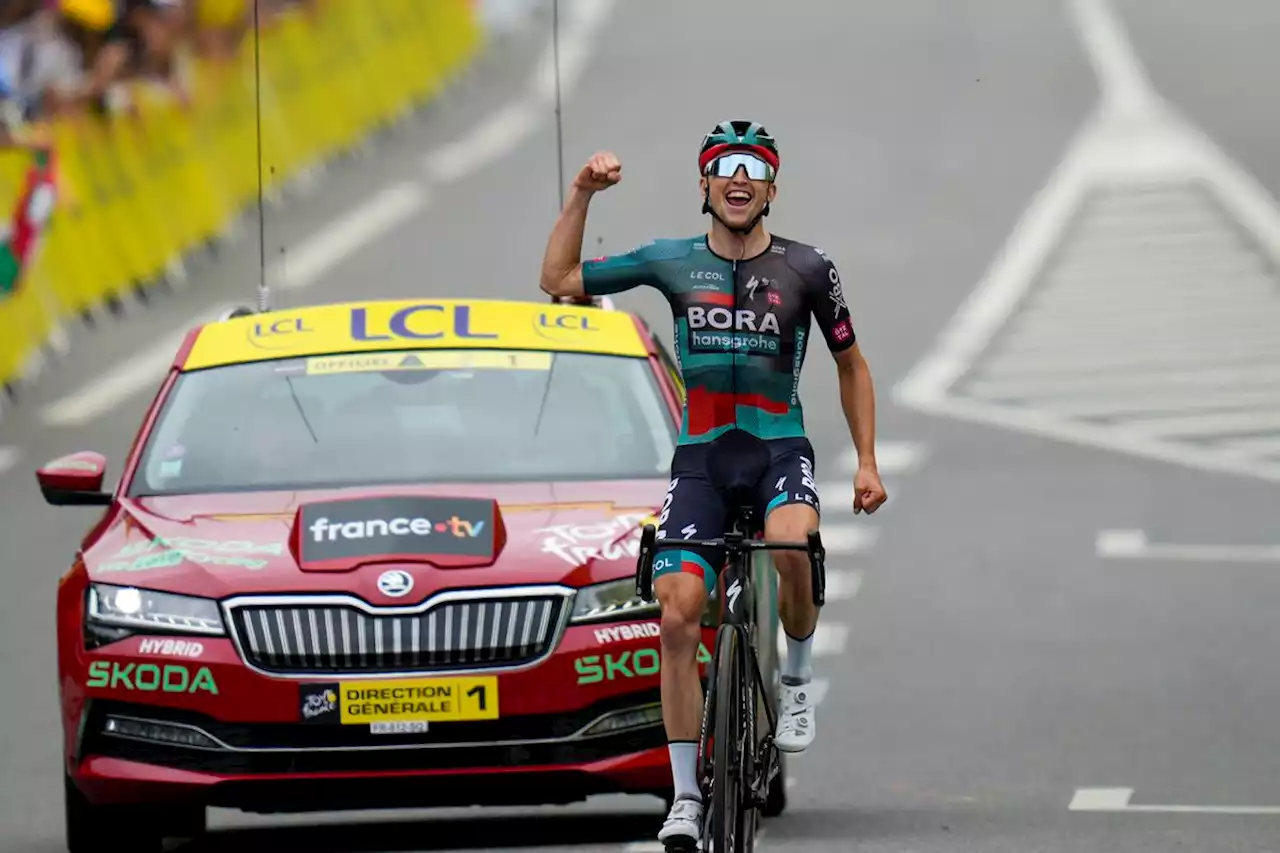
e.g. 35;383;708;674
0;0;484;406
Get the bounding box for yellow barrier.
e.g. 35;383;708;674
0;0;483;395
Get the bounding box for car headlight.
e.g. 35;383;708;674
87;584;225;636
569;577;721;626
570;578;659;624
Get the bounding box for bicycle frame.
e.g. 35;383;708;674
634;515;826;844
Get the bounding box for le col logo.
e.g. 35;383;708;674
689;270;726;281
138;638;204;658
687;306;781;335
86;661;218;694
594;621;660;645
309;515;485;542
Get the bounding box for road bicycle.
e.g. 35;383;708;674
635;478;826;853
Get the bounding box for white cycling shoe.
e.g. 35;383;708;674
657;795;703;848
775;679;816;753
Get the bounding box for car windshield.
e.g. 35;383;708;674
129;349;675;495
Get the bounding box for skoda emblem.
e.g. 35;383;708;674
377;570;413;598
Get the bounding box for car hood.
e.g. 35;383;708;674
84;481;667;603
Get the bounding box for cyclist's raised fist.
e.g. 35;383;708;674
574;151;622;192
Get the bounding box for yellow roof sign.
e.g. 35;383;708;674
182;299;649;370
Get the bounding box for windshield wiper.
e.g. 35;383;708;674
285;376;319;444
531;351;558;440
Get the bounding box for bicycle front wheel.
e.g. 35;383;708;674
707;623;757;853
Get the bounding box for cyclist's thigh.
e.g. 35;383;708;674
756;437;821;523
654;447;728;597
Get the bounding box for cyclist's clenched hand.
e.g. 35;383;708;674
573;151;622;192
853;467;887;515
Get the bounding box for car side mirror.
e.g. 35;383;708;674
36;452;113;506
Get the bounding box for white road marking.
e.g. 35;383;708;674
39;305;239;428
0;446;19;477
423;100;542;184
1097;529;1280;563
892;0;1280;484
1124;408;1280;439
1070;787;1280;814
818;525;878;555
40;181;426;428
422;0;618;183
835;441;927;474
778;623;849;659
273;183;427;291
1037;387;1280;420
823;569;863;601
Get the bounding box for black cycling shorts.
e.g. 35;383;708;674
652;437;820;594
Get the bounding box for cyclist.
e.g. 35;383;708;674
539;120;887;847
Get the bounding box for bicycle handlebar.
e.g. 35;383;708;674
633;524;826;608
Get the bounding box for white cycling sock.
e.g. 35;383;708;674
782;629;814;684
668;741;701;802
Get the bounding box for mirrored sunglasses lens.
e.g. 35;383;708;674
709;153;772;180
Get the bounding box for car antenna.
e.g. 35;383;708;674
252;0;271;314
533;1;567;435
548;0;566;306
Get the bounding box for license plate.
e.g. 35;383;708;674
370;720;429;735
332;675;498;724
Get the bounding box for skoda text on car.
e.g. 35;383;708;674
42;297;784;851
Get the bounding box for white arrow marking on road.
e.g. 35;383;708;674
1097;529;1280;562
1070;787;1280;815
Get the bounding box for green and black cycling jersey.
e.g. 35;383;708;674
583;235;856;446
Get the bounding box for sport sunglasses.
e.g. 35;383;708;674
703;151;776;182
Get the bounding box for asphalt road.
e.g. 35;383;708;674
4;1;1280;851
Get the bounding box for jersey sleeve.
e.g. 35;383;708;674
581;241;669;297
793;245;856;352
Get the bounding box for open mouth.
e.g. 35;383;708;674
725;190;752;209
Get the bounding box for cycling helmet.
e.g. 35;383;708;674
698;120;780;174
699;120;779;233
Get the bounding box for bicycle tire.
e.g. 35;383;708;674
707;623;757;853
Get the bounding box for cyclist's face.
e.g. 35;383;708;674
701;164;776;230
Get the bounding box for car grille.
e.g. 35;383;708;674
227;594;568;674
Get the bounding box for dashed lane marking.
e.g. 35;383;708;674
835;441;927;474
0;446;19;477
823;568;863;601
1070;787;1280;814
1097;529;1280;562
778;623;849;659
817;525;878;555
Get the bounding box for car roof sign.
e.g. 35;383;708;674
181;299;649;370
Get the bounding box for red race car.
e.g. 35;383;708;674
41;297;786;851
